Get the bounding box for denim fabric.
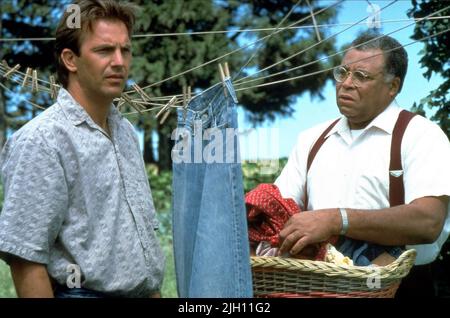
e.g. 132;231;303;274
54;286;109;298
337;238;404;266
172;80;253;298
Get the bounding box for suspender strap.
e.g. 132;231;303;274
389;110;416;206
304;110;416;210
304;119;340;209
307;119;340;173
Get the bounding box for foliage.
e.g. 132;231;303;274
0;260;16;298
407;0;450;139
0;1;340;169
0;0;66;146
242;158;288;192
129;0;339;169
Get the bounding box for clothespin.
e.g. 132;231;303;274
117;99;126;110
224;62;230;78
32;69;39;93
2;61;21;79
306;0;321;42
182;85;187;108
182;85;191;120
159;108;171;125
21;67;32;89
49;75;58;100
156;95;176;119
121;93;142;114
218;63;228;97
131;83;151;110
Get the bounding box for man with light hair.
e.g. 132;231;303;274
0;0;165;298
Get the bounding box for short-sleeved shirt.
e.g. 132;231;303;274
275;101;450;265
0;88;165;297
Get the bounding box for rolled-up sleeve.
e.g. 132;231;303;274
0;126;68;264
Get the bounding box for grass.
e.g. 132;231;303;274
0;260;16;298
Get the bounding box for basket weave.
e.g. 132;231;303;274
251;249;416;298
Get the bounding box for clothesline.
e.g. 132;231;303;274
234;0;398;84
4;17;449;42
122;2;449;105
235;12;450;87
133;0;343;92
1;0;448;119
0;0;340;99
121;25;450;115
3;20;447;120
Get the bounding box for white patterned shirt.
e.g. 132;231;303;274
0;88;165;297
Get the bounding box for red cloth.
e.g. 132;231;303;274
246;184;299;246
245;184;336;261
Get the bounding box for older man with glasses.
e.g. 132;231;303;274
274;31;450;298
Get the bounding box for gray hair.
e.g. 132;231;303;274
350;31;408;93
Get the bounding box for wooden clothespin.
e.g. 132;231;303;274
159;108;171;125
182;85;187;108
121;93;142;114
131;83;151;110
224;62;230;78
49;75;58;100
117;99;126;110
2;61;21;79
32;69;39;93
218;63;228;97
182;85;191;120
218;63;226;82
306;0;321;42
21;67;32;89
156;95;176;119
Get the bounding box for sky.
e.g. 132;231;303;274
238;0;445;161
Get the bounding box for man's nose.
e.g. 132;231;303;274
111;49;124;66
341;73;354;88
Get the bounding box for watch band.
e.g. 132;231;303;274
339;208;349;235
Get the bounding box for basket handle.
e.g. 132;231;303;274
383;249;416;274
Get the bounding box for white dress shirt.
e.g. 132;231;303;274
275;101;450;265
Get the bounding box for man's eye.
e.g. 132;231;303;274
353;71;367;81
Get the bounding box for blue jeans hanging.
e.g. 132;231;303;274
171;79;253;298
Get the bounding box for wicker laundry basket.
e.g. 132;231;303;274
251;249;416;298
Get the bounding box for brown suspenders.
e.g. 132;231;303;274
304;110;417;209
389;110;417;206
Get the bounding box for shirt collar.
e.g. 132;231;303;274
57;88;122;128
326;100;402;139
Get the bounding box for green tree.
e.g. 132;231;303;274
0;0;63;147
1;0;340;169
408;0;449;139
128;0;340;169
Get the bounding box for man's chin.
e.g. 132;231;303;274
337;104;355;117
103;87;125;99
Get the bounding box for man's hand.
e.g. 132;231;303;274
10;257;54;298
278;209;341;256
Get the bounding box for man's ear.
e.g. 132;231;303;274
60;48;78;73
389;77;400;97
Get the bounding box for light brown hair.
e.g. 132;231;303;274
54;0;136;88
